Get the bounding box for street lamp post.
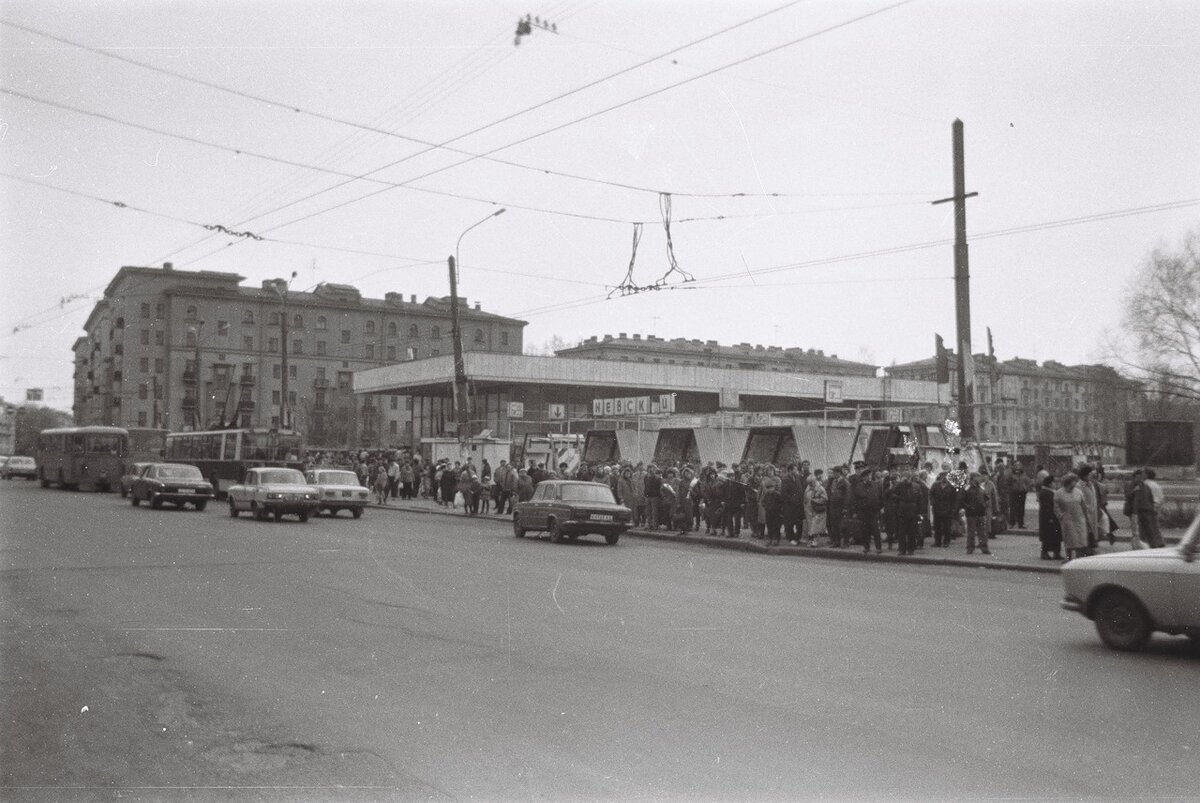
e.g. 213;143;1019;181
448;208;505;441
270;271;298;431
188;320;205;429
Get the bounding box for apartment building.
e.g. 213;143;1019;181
73;263;526;448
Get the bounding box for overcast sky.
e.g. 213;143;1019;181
2;0;1198;411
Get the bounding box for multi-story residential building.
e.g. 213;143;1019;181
556;333;878;377
0;398;16;455
73;263;526;448
888;352;1143;459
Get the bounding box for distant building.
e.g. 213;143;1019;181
73;263;526;448
888;352;1143;461
0;398;15;455
556;333;878;377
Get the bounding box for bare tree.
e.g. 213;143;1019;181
1107;227;1200;408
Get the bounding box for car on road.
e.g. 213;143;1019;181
304;468;370;518
227;466;320;522
129;463;215;510
119;461;155;498
1;456;38;481
513;480;632;545
1060;511;1200;651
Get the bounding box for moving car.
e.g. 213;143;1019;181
1060;511;1200;651
1;456;38;480
304;468;370;518
513;480;631;545
130;463;214;510
227;466;320;522
119;461;155;498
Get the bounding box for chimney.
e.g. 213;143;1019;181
410;294;416;303
474;302;481;311
163;262;173;271
603;334;613;342
618;332;627;339
632;334;641;340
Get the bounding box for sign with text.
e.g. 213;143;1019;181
25;388;43;402
592;394;675;417
507;401;524;418
823;380;844;404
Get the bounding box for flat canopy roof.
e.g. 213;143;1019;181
354;353;942;404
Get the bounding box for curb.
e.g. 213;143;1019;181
366;500;1062;575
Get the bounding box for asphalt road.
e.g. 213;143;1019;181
2;480;1197;802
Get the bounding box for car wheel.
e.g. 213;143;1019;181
351;507;363;519
254;504;269;522
549;518;563;544
131;493;140;507
513;516;525;538
39;471;50;488
1093;589;1152;651
273;510;283;523
150;495;163;510
228;499;239;518
194;500;207;512
298;511;309;523
120;487;128;498
605;533;620;545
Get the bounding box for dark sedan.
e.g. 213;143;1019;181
130;463;214;511
513;480;631;545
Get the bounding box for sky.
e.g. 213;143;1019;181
2;0;1198;412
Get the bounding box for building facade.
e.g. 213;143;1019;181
888;352;1143;459
73;263;526;448
557;333;878;377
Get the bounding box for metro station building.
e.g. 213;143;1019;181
354;351;944;468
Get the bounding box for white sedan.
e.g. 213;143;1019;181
227;467;320;523
304;468;370;518
1060;512;1200;650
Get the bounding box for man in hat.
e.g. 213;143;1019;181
848;462;882;554
826;465;850;547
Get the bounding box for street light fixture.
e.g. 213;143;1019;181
449;208;506;440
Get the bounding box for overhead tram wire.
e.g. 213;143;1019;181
506;196;1200;319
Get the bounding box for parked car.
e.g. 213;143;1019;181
1060;511;1200;650
304;468;370;518
119;461;155;498
1;456;38;481
130;463;214;510
512;480;632;545
227;467;320;522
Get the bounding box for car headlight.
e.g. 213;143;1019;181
305;493;316;500
266;492;282;500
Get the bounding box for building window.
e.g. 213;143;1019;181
292;339;303;354
365;344;375;359
389;421;398;435
140;329;150;345
271;415;280;427
243;309;255;324
272;390;281;404
243;336;253;350
155;330;164;346
387;322;397;336
139;357;149;373
340;329;351;344
293;314;303;329
316;340;326;356
155;303;165;319
137;411;148;426
408;324;419;339
501;331;509;346
431;348;440;357
186;331;197;347
317;315;327;330
138;383;148;400
289;365;297;379
141;302;151;318
268;337;279;352
337;371;352;389
217;321;229;336
432;326;441;339
185;306;197;320
387;345;396;360
288;391;297;406
316;366;326;379
154;358;164;373
365;320;375;334
474;328;484;343
405;397;413;411
273;364;282;379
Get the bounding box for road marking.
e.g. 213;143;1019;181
552;572;564;615
122;627;291;632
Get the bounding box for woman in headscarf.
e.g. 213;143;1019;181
1053;472;1089;561
804;474;829;547
1037;473;1062;560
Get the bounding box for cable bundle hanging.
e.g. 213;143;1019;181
655;192;694;287
608;223;644;298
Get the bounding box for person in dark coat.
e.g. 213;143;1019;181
644;466;663;530
882;471;900;550
826;465;850;547
894;473;924;556
1037;474;1062;560
722;469;744;538
929;471;959;548
959;473;991;555
780;464;806;545
759;466;783;546
848;465;882;554
439;462;459;508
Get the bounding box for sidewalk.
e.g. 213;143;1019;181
366;496;1184;576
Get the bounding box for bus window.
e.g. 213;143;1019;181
222;433;237;461
70;434;84;453
86;435;123;455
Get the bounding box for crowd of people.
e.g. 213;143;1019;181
302;448;1169;562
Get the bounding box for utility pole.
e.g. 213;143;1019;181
932;119;979;441
272;272;297;431
448;255;469;441
192;320;204;430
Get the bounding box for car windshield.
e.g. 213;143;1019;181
259;469;305;485
11;457;34;467
316;472;359;486
559;483;616;503
157;464;202;480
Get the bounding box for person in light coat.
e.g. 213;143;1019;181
1076;464;1099;554
1054;473;1090;560
804;475;829;546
